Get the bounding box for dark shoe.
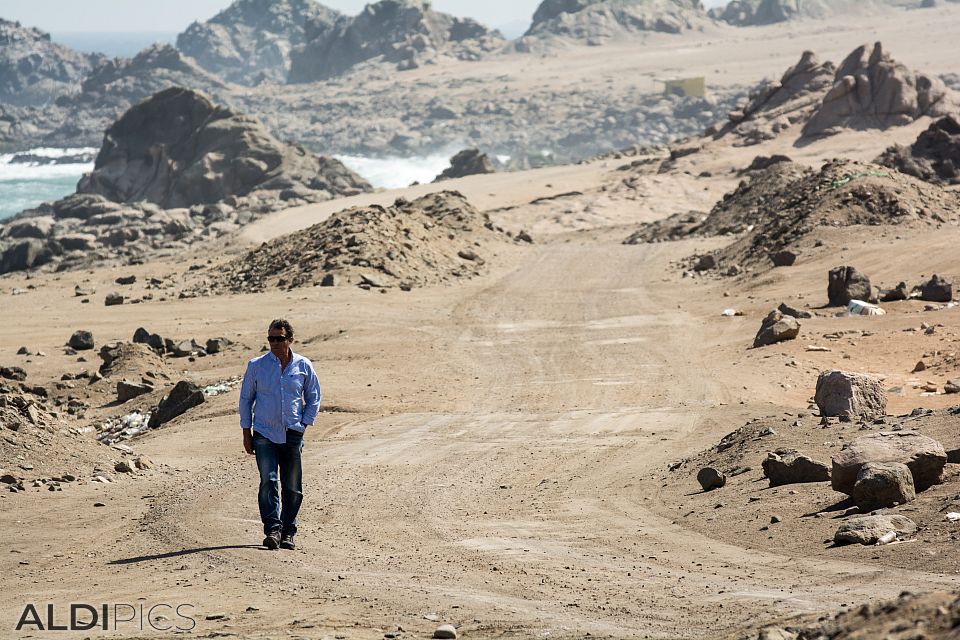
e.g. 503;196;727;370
263;529;281;550
279;533;296;550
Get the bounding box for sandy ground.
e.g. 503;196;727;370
3;6;960;639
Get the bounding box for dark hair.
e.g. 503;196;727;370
268;318;294;339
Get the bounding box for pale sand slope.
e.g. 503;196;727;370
3;8;960;639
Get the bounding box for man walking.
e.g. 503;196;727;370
239;319;321;550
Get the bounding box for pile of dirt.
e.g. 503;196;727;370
207;191;518;292
624;159;812;243
876;115;960;185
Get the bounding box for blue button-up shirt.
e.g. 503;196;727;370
239;350;321;444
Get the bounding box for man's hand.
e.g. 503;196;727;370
243;428;254;455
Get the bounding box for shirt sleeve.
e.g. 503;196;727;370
301;362;321;427
239;360;257;429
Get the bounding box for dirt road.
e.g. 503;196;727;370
5;229;959;640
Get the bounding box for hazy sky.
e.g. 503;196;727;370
1;0;729;34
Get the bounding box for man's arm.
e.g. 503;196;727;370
301;362;322;429
239;361;257;454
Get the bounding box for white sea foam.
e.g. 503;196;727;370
0;146;96;182
336;151;457;189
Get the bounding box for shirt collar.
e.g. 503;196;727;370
267;349;300;364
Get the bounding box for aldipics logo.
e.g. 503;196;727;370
15;603;196;632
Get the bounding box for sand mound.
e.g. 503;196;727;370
208;191;517;292
876;115;960;185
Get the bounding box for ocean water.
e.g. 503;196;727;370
0;149;469;222
0;148;96;221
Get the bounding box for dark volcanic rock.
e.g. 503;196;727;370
0;18;103;107
289;0;504;82
148;380;205;428
177;0;341;85
696;466;725;491
828;266;872;306
803;42;958;138
77;87;371;208
434;149;496;181
876;116;960;185
67;330;94;351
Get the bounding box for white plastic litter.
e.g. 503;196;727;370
875;530;897;545
847;299;886;316
96;411;152;444
203;376;241;397
946;512;960;522
721;309;743;317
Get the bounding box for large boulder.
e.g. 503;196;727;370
827;266;871;306
67;330;94;351
831;431;947;495
762;449;830;486
148;381;205;428
920;274;953;302
522;0;708;43
851;461;916;512
76;87;371;209
803;42;959;137
176;0;342;85
434;149;496;182
814;370;886;422
834;514;917;546
753;309;800;348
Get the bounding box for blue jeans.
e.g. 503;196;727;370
253;430;304;536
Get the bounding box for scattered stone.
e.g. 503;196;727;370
134;456;154;470
205;337;231;354
148;380;205;428
105;292;124;306
74;285;95;297
879;281;909;302
945;380;960;394
697;467;726;491
913;360;927;373
132;327;165;352
753;309;800;348
777;302;811;319
115;275;136;285
814;370;886;422
694;254;717;272
115;460;134;473
769;250;797;267
833;514;917;546
852;461;916;512
832;430;947;495
67;330;95;351
762;449;830;486
0;366;27;381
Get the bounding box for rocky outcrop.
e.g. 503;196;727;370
709;0;908;27
521;0;708;46
815;371;886;423
718;51;835;145
434;148;496;182
876;115;960;185
0;19;103;107
177;0;341;85
803;42;958;137
77;87;370;208
831;431;946;494
289;0;504;82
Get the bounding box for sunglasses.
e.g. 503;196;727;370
266;335;289;343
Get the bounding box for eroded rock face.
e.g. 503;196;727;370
77;87;370;208
803;42;958;137
176;0;341;85
876;116;960;185
831;431;946;495
815;370;886;423
522;0;707;45
289;0;504;82
0;18;103;107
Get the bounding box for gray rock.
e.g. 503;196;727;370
777;302;812;319
76;87;371;209
132;328;165;352
115;275;136;285
117;379;154;403
115;460;134;473
769;250;797;267
148;380;205;428
171;339;202;358
0;239;55;273
104;292;124;306
434;149;496;182
827;266;872;306
920;274;953;302
205;337;232;354
0;366;27;381
879;281;909;302
433;624;457;639
762;449;830;486
524;0;707;43
833;514;917;546
67;330;94;351
693;254;717;271
814;370;886;422
852;461;916;512
697;467;726;491
832;430;947;495
753;309;800;348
